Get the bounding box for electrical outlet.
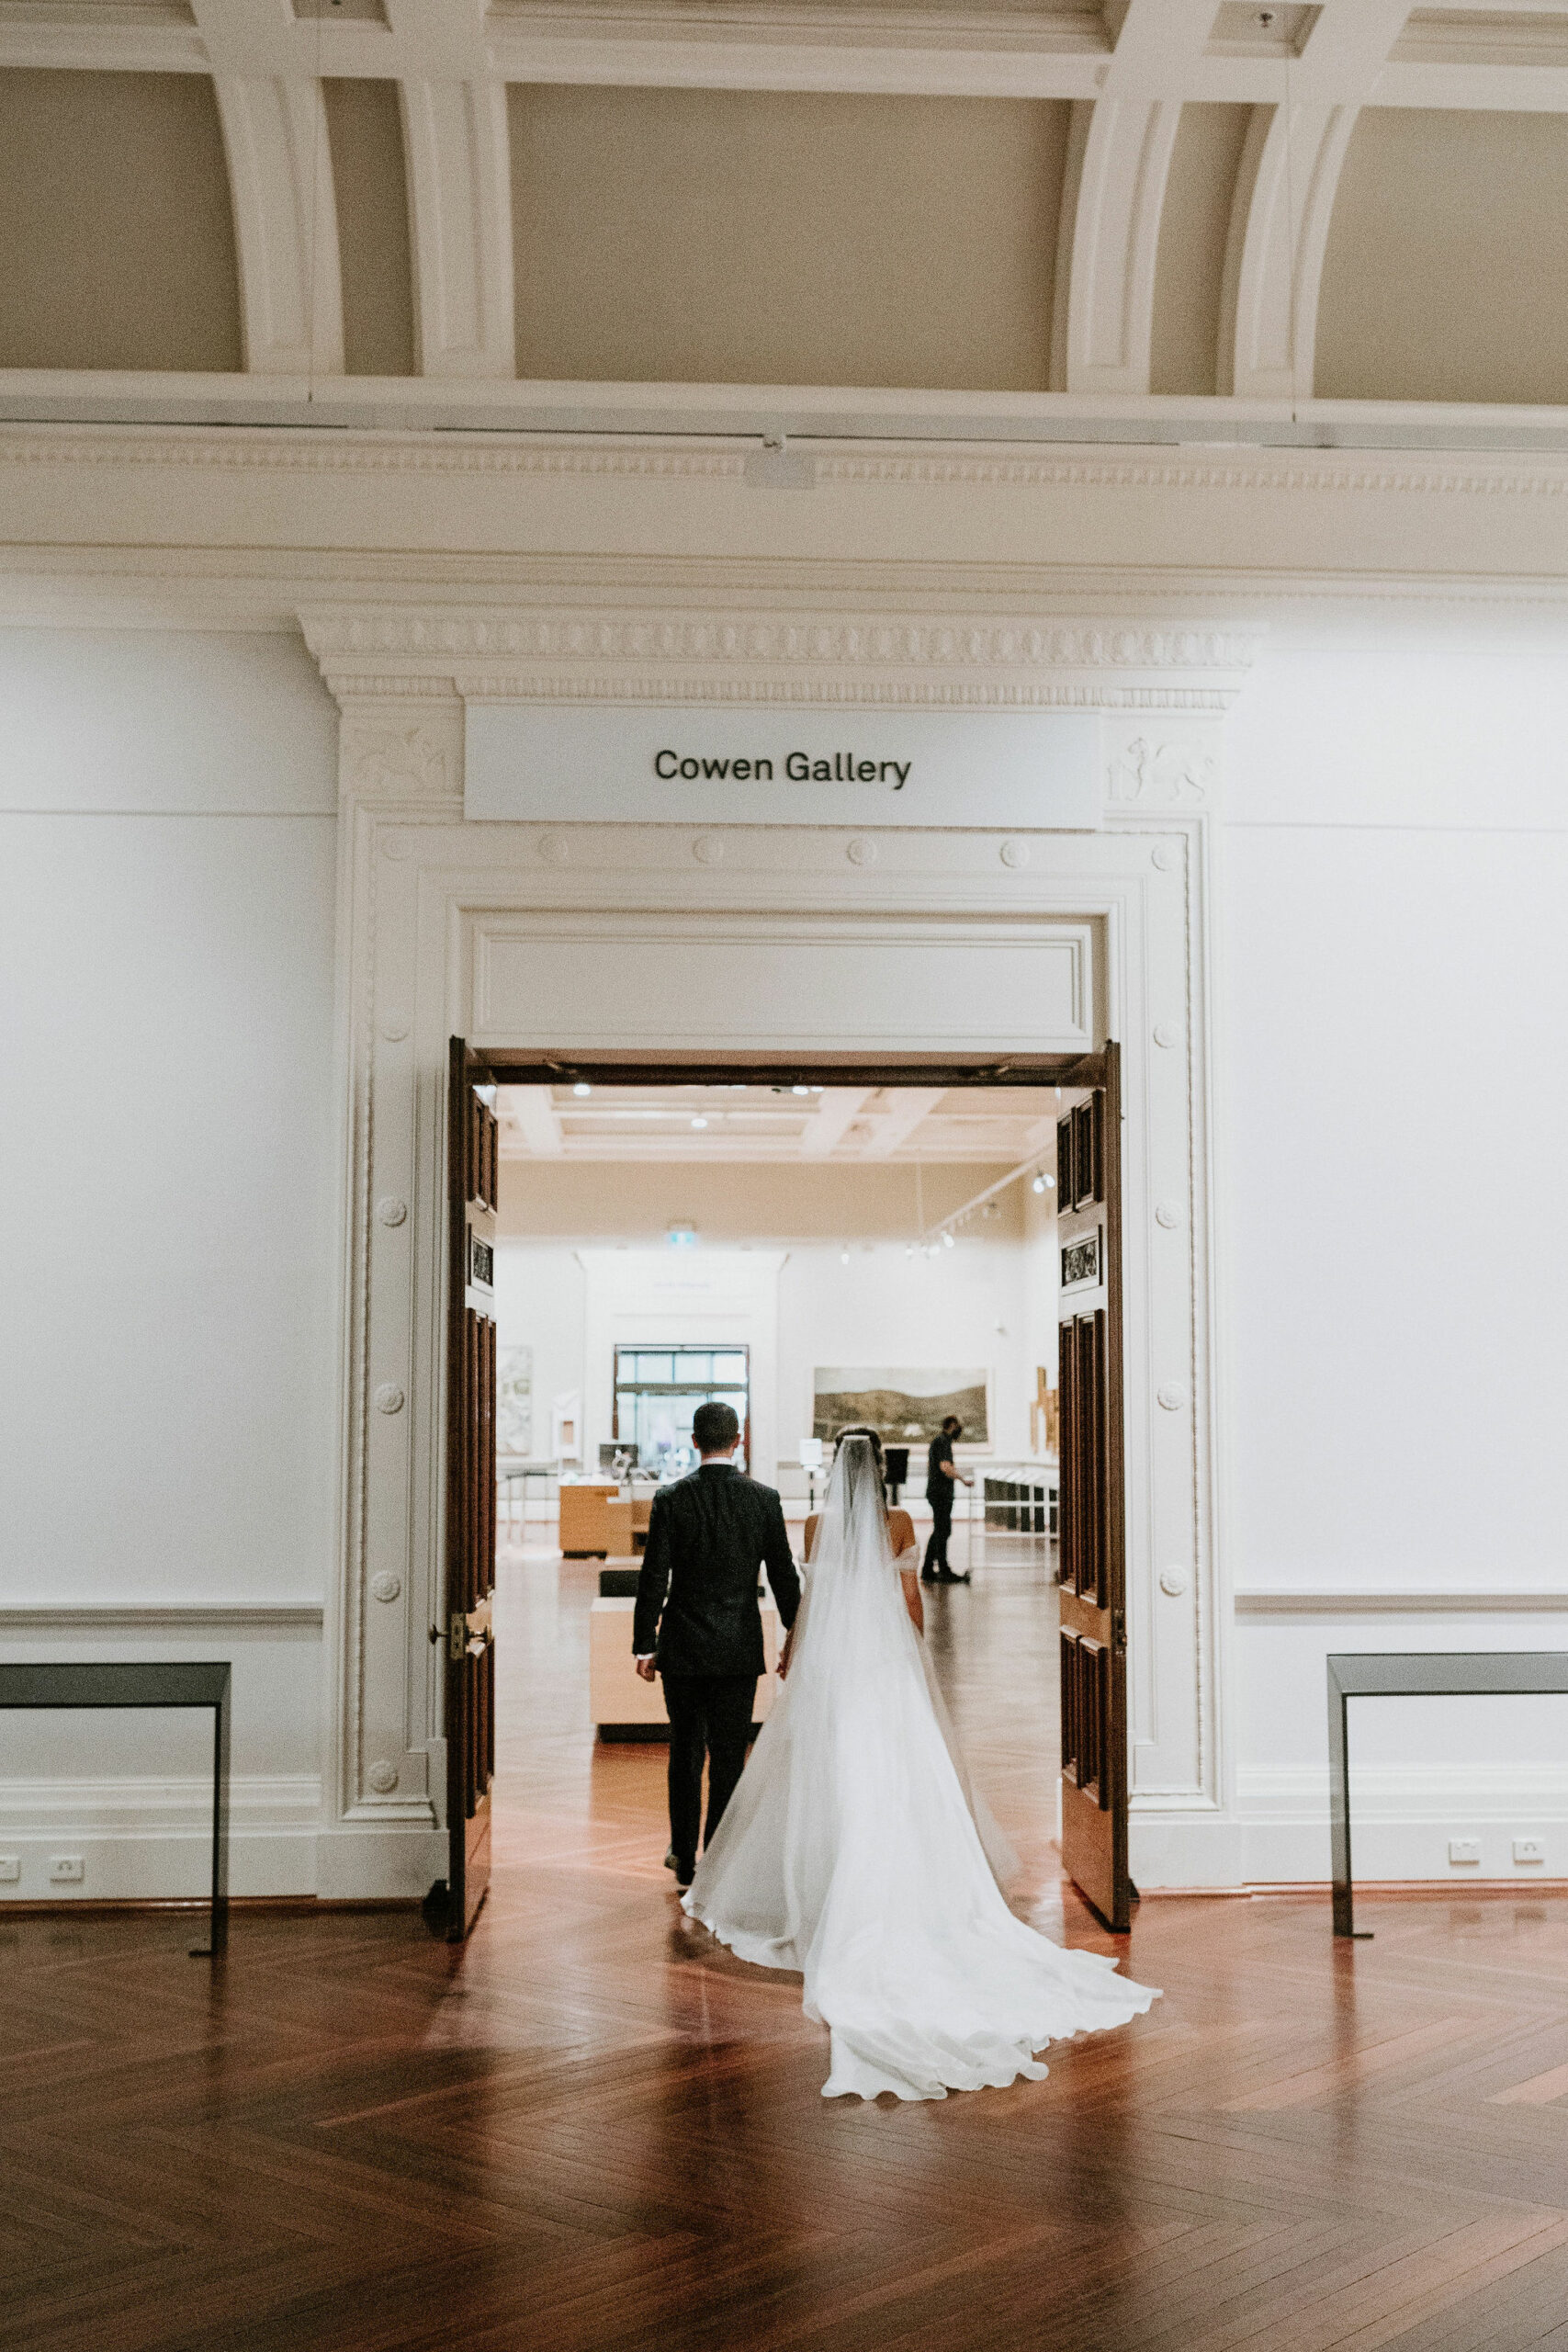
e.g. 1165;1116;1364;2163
48;1855;84;1883
1448;1838;1482;1866
1513;1837;1546;1866
0;1856;19;1883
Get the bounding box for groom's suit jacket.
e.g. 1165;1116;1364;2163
633;1463;801;1678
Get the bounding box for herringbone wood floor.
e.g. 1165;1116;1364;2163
6;1543;1568;2352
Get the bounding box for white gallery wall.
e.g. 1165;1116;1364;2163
0;628;340;1895
1218;613;1568;1885
492;1162;1050;1486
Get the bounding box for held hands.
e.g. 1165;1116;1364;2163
777;1629;794;1681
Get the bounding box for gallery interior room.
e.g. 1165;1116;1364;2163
3;4;1568;2346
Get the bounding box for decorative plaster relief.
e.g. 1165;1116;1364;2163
1153;1023;1180;1048
693;835;725;865
367;1760;400;1793
1156;1384;1190;1412
1000;839;1030;868
1160;1566;1190;1598
377;1197;408;1227
846;836;877;865
1155;1202;1182;1229
344;717;458;802
370;1572;401;1603
374;1384;406;1415
1110;735;1216;806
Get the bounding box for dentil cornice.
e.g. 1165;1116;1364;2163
299;604;1262;711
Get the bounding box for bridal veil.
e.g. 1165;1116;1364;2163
683;1433;1157;2101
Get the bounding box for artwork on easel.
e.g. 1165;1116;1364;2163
813;1367;990;1447
496;1344;532;1458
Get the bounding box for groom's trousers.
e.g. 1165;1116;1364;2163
661;1671;757;1871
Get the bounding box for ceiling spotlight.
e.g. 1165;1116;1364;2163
792;1085;810;1097
1044;1173;1056;1189
905;1243;916;1259
572;1081;592;1098
1031;1170;1046;1194
691;1115;708;1130
942;1230;955;1249
840;1247;851;1265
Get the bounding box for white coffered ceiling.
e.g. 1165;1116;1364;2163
496;1080;1062;1163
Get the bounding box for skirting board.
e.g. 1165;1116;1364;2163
0;1773;322;1901
1134;1766;1568;1890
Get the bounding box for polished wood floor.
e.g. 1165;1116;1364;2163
6;1533;1568;2352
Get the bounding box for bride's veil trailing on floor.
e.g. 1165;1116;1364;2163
685;1433;1158;2102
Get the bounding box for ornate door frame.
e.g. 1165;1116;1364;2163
300;597;1254;1901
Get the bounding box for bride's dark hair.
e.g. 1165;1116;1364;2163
834;1423;884;1466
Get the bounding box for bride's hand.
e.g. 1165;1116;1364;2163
777;1628;794;1680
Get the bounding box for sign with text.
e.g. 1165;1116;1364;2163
464;705;1100;830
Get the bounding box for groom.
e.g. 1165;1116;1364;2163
633;1402;801;1890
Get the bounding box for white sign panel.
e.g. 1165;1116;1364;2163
464;704;1101;830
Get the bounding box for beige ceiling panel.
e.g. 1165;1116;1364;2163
507;84;1069;391
1148;98;1251;394
0;68;242;371
1315;107;1568;403
323;77;415;376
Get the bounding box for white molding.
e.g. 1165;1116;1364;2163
212;76;344;378
401;80;515;381
0;1601;324;1629
0;1775;322;1901
1054;98;1182;398
8;415;1568;494
1235;1589;1568;1616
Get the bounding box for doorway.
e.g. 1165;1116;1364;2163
443;1052;1127;1935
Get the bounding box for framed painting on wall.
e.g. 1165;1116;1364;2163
813;1367;990;1448
496;1344;533;1457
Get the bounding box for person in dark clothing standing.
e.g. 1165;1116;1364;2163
922;1414;973;1585
633;1400;801;1889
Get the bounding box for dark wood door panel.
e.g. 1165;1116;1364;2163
1055;1045;1129;1932
441;1038;499;1942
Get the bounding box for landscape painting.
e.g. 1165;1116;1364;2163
813;1367;989;1448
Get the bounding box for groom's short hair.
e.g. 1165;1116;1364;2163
693;1401;740;1453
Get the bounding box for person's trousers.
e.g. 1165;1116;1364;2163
660;1671;757;1871
923;1489;953;1576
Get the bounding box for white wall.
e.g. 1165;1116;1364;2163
493;1159;1054;1491
0;628;340;1897
1217;610;1568;1884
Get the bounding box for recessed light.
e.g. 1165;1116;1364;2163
572;1081;592;1098
942;1230;955;1249
691;1115;708;1130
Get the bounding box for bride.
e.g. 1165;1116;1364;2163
683;1427;1158;2101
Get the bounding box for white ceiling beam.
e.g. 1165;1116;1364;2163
506;1086;565;1158
799;1087;873;1159
401;79;515;380
1051;96;1182;396
1217;98;1358;401
212;74;344;377
859;1090;946;1161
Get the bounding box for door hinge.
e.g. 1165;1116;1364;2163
1111;1608;1127;1651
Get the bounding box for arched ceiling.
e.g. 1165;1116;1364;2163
1;0;1567;444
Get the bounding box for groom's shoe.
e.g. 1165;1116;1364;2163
920;1568;938;1585
674;1860;695;1891
663;1847;680;1873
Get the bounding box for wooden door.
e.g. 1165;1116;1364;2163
1055;1044;1131;1932
440;1038;499;1939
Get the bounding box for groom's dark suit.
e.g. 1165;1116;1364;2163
633;1462;801;1877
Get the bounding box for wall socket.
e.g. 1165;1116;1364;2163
1513;1838;1547;1865
1448;1838;1482;1866
48;1855;84;1883
0;1856;19;1883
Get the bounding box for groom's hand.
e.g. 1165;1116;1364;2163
635;1656;657;1683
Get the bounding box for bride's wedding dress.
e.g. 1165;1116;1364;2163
683;1434;1158;2102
